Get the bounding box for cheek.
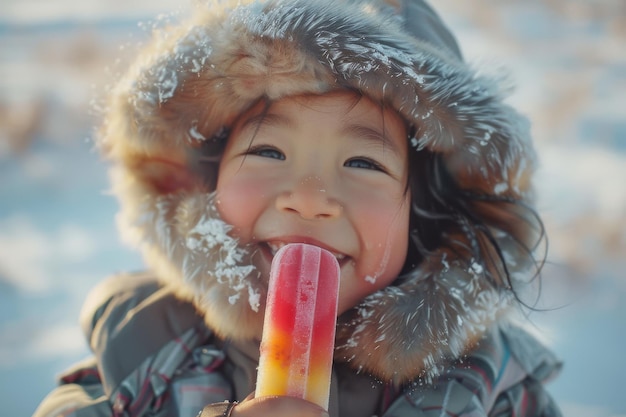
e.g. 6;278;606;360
362;202;409;282
338;195;409;313
356;192;410;262
215;172;267;237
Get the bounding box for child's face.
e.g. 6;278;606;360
215;91;411;315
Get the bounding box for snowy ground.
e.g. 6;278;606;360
1;1;625;416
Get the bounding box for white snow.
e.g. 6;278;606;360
185;202;259;311
188;120;208;141
0;215;96;293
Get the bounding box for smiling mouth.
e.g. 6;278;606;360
266;241;347;262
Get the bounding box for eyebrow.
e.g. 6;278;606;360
341;124;402;157
239;112;293;136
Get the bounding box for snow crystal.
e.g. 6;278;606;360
186;217;229;253
188;120;207;142
185;195;260;311
155;66;178;103
479;130;493;146
440;252;450;272
494;182;509;194
358;306;375;320
420;109;434;120
247;286;261;312
175;26;214;70
470;261;484;275
364;275;377;284
402;65;426;85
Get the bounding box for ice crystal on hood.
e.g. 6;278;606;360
232;2;296;40
185;196;259;311
155;66;178;103
139;24;215;105
440;252;450;272
188;120;207;142
494;182;509;194
175;26;214;74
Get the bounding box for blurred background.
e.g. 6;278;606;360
0;0;624;415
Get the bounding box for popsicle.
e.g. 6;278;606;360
255;243;340;410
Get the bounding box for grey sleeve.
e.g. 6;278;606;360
31;357;112;417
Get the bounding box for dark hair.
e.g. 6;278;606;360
403;145;547;308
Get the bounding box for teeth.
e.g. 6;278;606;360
266;242;345;261
267;242;288;256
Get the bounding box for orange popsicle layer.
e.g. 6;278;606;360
255;243;340;410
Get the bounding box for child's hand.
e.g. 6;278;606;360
231;395;329;417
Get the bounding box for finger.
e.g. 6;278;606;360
231;395;329;417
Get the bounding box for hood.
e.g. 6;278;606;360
99;0;541;384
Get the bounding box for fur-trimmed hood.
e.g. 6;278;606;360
100;0;541;384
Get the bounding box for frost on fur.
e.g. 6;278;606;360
185;205;260;312
115;180;266;340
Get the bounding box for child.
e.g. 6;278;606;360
34;0;563;416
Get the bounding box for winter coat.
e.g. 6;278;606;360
35;0;564;415
33;272;562;417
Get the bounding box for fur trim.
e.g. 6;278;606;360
112;176;267;340
101;0;539;383
335;249;511;383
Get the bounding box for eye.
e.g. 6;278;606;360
248;145;285;160
344;157;385;172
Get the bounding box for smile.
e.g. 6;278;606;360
265;241;347;261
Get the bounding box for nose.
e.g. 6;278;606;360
276;175;342;220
